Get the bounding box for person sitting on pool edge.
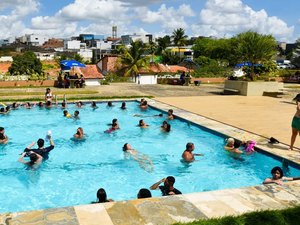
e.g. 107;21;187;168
91;188;113;203
263;166;300;185
23;136;55;160
137;188;152;199
182;142;204;163
150;176;182;196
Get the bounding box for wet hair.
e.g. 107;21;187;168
121;102;126;109
0;108;4;112
112;118;117;123
62;102;66;107
91;101;97;107
166;176;175;185
0;127;4;132
5;106;10;111
165;124;171;132
142;100;148;106
168;109;173;114
139;120;144;126
74;110;79;116
12;102;17;108
38;102;44;107
37;138;44;148
186;142;194;150
107;101;113;107
46;101;51;106
271;166;283;178
29;153;38;166
122;143;129;151
293;93;300;102
234;140;242;149
96;188;108;203
137;188;152;199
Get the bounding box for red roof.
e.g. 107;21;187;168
80;65;103;79
139;63;190;74
0;63;11;73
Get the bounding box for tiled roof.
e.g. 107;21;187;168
0;63;11;73
80;65;103;79
139;63;190;74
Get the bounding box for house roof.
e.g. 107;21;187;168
80;65;103;79
0;62;11;73
139;63;189;74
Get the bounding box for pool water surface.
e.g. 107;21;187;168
0;101;299;213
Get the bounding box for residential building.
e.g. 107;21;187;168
18;34;49;46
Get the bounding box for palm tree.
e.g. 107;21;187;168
119;40;149;77
156;35;171;55
171;28;188;59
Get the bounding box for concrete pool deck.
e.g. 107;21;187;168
1;97;300;224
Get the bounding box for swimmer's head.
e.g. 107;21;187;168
37;138;44;148
226;138;234;145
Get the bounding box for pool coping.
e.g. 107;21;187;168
1;98;300;224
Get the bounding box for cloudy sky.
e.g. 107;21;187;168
0;0;299;42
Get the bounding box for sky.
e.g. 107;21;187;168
0;0;299;42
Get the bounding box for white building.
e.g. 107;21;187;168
78;49;93;61
64;40;81;50
121;33;153;45
18;34;49;46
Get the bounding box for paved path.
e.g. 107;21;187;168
155;95;300;150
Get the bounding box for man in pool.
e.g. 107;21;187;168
182;142;204;162
23;135;55;160
150;176;182;196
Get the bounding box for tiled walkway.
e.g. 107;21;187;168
1;99;300;224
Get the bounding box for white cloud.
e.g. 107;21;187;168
136;4;195;33
192;0;294;42
0;0;39;38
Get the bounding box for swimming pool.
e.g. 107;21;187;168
0;100;299;213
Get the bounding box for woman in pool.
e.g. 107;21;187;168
224;138;243;154
18;151;43;168
92;188;113;203
161;121;171;132
123;143;153;172
138;119;149;128
74;127;84;139
120;102;126;110
91;101;98;108
263;166;300;185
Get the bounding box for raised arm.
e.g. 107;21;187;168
150;178;165;190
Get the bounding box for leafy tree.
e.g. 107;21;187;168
291;38;300;67
234;31;277;80
171;28;188;58
156;35;171;54
9;51;43;75
118;40;149;77
160;49;181;65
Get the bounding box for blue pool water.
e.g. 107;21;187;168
0;101;300;213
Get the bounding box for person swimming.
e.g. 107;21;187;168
138;119;149;128
63;110;72;118
122;143;154;173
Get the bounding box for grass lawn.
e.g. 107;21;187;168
173;205;300;225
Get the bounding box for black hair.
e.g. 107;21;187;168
139;119;143;126
137;188;152;199
107;101;112;107
29;153;38;166
122;143;128;151
75;110;79;115
186;142;194;150
168;109;173;114
0;108;4;112
37;138;44;148
96;188;108;203
234;140;242;148
0;127;4;131
166;124;171;132
271;166;283;178
166;176;175;185
112;118;117;123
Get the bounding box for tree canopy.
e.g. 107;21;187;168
118;40;149;77
9;51;43;75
